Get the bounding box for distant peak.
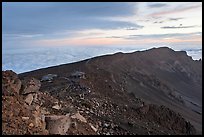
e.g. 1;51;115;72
152;47;174;51
143;47;174;53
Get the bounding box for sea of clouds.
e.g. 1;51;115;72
2;46;202;74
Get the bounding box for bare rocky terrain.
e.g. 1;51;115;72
2;47;202;135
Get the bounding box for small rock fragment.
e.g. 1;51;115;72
106;132;110;135
71;112;87;123
35;105;40;111
89;123;98;132
29;123;34;128
25;94;34;105
22;117;29;120
104;123;109;127
33;94;38;103
52;104;61;110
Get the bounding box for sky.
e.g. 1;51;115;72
2;2;202;50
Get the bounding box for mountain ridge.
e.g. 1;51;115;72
2;47;202;135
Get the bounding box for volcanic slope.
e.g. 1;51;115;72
18;47;202;134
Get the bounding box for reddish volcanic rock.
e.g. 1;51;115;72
20;77;41;95
2;70;22;96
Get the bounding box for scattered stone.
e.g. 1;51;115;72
25;94;34;105
52;104;61;110
90;109;94;114
33;94;38;103
104;123;109;127
98;121;102;127
95;102;100;107
41;108;50;115
106;132;111;135
29;123;34;128
41;115;45;123
89;123;98;132
22;117;29;120
148;131;151;135
35;105;40;111
71;112;87;123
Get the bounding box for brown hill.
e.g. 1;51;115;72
2;47;202;135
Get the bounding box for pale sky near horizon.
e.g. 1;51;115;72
2;2;202;50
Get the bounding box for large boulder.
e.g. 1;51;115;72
45;115;71;135
2;70;22;96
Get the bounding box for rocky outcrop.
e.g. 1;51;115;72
2;70;48;135
2;70;22;96
20;77;41;95
136;104;196;134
